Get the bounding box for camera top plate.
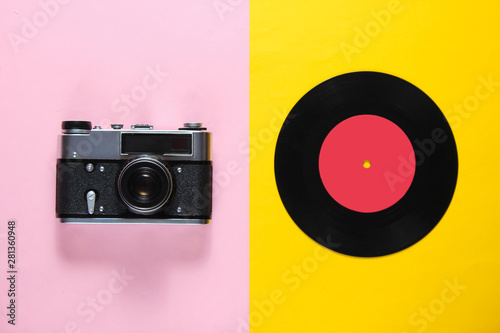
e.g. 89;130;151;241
58;121;211;161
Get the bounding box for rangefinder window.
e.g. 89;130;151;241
121;133;192;155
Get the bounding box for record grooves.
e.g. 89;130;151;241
274;71;458;257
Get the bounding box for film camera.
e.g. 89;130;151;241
56;121;212;224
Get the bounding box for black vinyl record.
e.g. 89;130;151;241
274;71;458;257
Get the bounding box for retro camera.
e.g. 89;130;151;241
56;121;212;224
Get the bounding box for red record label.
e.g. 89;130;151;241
319;114;415;213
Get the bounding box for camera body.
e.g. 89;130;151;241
56;121;212;224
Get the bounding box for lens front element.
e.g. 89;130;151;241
118;157;173;215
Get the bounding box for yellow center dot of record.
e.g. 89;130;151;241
250;1;500;332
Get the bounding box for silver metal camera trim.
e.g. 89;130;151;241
58;128;211;161
117;157;173;215
60;218;210;224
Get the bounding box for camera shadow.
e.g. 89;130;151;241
56;221;211;262
55;221;212;292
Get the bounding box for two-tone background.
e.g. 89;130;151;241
1;1;500;332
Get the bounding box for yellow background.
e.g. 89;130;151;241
250;1;500;332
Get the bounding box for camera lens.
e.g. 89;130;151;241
118;158;173;215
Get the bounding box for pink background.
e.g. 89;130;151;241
0;1;248;332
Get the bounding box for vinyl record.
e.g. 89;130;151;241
274;71;458;257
